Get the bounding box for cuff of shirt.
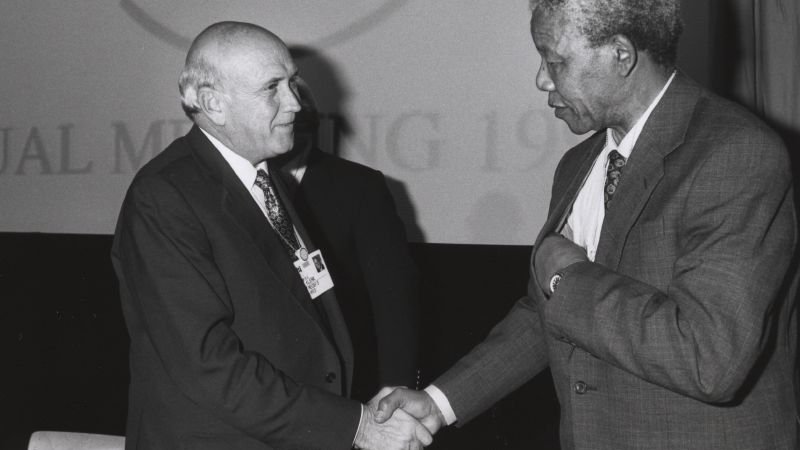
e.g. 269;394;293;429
352;404;364;448
424;384;457;426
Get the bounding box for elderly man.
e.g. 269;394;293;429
376;1;799;449
112;21;430;450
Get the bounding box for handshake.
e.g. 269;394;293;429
352;387;447;450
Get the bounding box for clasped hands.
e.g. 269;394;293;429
353;387;445;450
352;234;586;450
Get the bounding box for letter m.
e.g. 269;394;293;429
112;120;165;173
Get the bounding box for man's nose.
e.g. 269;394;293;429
535;61;555;92
282;85;302;113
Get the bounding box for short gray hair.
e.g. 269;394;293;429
530;0;683;68
178;55;222;118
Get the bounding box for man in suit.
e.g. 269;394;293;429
275;79;421;403
375;1;799;449
111;21;431;450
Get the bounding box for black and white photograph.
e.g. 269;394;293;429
2;1;798;449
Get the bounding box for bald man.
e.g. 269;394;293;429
112;22;430;450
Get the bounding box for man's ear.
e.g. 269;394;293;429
198;87;226;126
610;34;637;77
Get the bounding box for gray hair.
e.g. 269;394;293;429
530;0;683;68
178;55;222;118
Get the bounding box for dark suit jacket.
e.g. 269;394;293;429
435;73;799;449
111;127;361;450
279;148;420;401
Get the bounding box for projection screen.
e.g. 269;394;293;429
0;0;582;245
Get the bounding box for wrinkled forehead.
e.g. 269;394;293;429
530;2;585;49
530;0;579;31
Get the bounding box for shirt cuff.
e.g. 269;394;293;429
424;385;457;426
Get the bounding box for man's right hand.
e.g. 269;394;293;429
373;387;446;435
353;388;433;450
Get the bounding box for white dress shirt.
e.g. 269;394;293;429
566;72;674;260
427;72;676;426
200;128;305;250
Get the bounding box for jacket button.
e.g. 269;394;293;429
325;372;337;383
574;381;587;394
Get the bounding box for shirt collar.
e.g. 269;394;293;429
200;128;259;190
606;71;676;158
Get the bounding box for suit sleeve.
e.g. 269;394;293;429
544;127;797;403
432;291;550;425
354;171;421;387
114;175;361;450
427;151;574;424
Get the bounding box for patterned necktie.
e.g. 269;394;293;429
604;149;627;209
255;169;300;255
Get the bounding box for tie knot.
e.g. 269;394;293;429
608;149;626;169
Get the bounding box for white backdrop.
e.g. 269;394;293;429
0;0;581;244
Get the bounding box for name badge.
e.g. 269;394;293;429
293;249;334;300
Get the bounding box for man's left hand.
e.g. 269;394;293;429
534;233;588;294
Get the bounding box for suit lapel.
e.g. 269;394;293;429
595;72;700;268
186;128;352;373
537;134;606;245
528;134;604;298
186;127;302;293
